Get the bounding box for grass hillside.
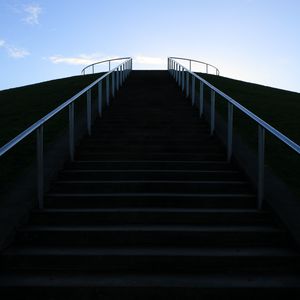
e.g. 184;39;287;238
199;73;300;199
0;73;103;196
0;74;102;147
199;74;300;144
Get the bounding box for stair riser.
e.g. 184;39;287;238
45;196;256;209
3;255;299;273
57;171;242;181
50;182;251;194
76;146;223;153
75;153;226;161
16;231;287;247
65;162;234;171
29;212;274;226
1;286;300;300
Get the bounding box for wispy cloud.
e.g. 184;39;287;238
48;54;118;66
23;4;42;25
0;39;30;58
7;46;30;58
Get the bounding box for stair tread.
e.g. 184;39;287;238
32;208;266;213
1;271;300;288
47;193;255;197
21;225;282;232
4;246;298;257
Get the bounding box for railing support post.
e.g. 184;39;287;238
68;103;75;161
199;81;204;118
227;103;233;161
112;71;115;98
186;72;189;98
258;126;265;210
106;75;110;106
98;81;102;117
87;89;92;136
182;69;185;92
179;67;181;87
36;125;44;209
116;67;119;91
210;90;215;135
192;75;195;106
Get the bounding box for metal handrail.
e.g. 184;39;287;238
0;57;133;208
168;57;300;209
81;57;132;75
169;57;220;76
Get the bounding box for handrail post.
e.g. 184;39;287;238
106;75;110;106
186;72;189;98
178;66;181;87
182;68;185;92
227;103;233;161
210;90;215;135
192;75;195;106
199;81;204;118
36;125;44;209
112;71;115;98
87;89;92;136
98;81;102;117
206;64;208;73
92;65;94;74
109;61;111;71
189;60;191;71
116;67;119;91
258;126;265;209
68;103;75;161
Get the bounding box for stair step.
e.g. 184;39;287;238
58;170;243;181
65;160;234;171
75;153;226;161
29;208;274;226
50;180;251;194
2;246;299;272
16;225;287;247
76;145;223;153
1;271;300;299
45;193;257;209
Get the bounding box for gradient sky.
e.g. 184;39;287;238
1;0;300;92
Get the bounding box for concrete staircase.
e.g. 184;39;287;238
1;71;300;299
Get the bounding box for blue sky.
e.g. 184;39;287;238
1;0;300;92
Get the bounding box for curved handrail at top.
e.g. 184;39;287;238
81;57;132;75
169;57;220;76
0;58;132;157
168;57;300;154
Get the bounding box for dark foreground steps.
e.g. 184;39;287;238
1;70;299;299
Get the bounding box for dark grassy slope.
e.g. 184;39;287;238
199;74;300;198
0;74;102;197
199;74;300;144
0;74;102;146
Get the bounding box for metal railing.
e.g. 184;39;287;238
0;58;133;209
168;57;300;209
169;57;220;76
81;57;132;75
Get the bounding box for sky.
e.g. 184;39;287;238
1;0;300;92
